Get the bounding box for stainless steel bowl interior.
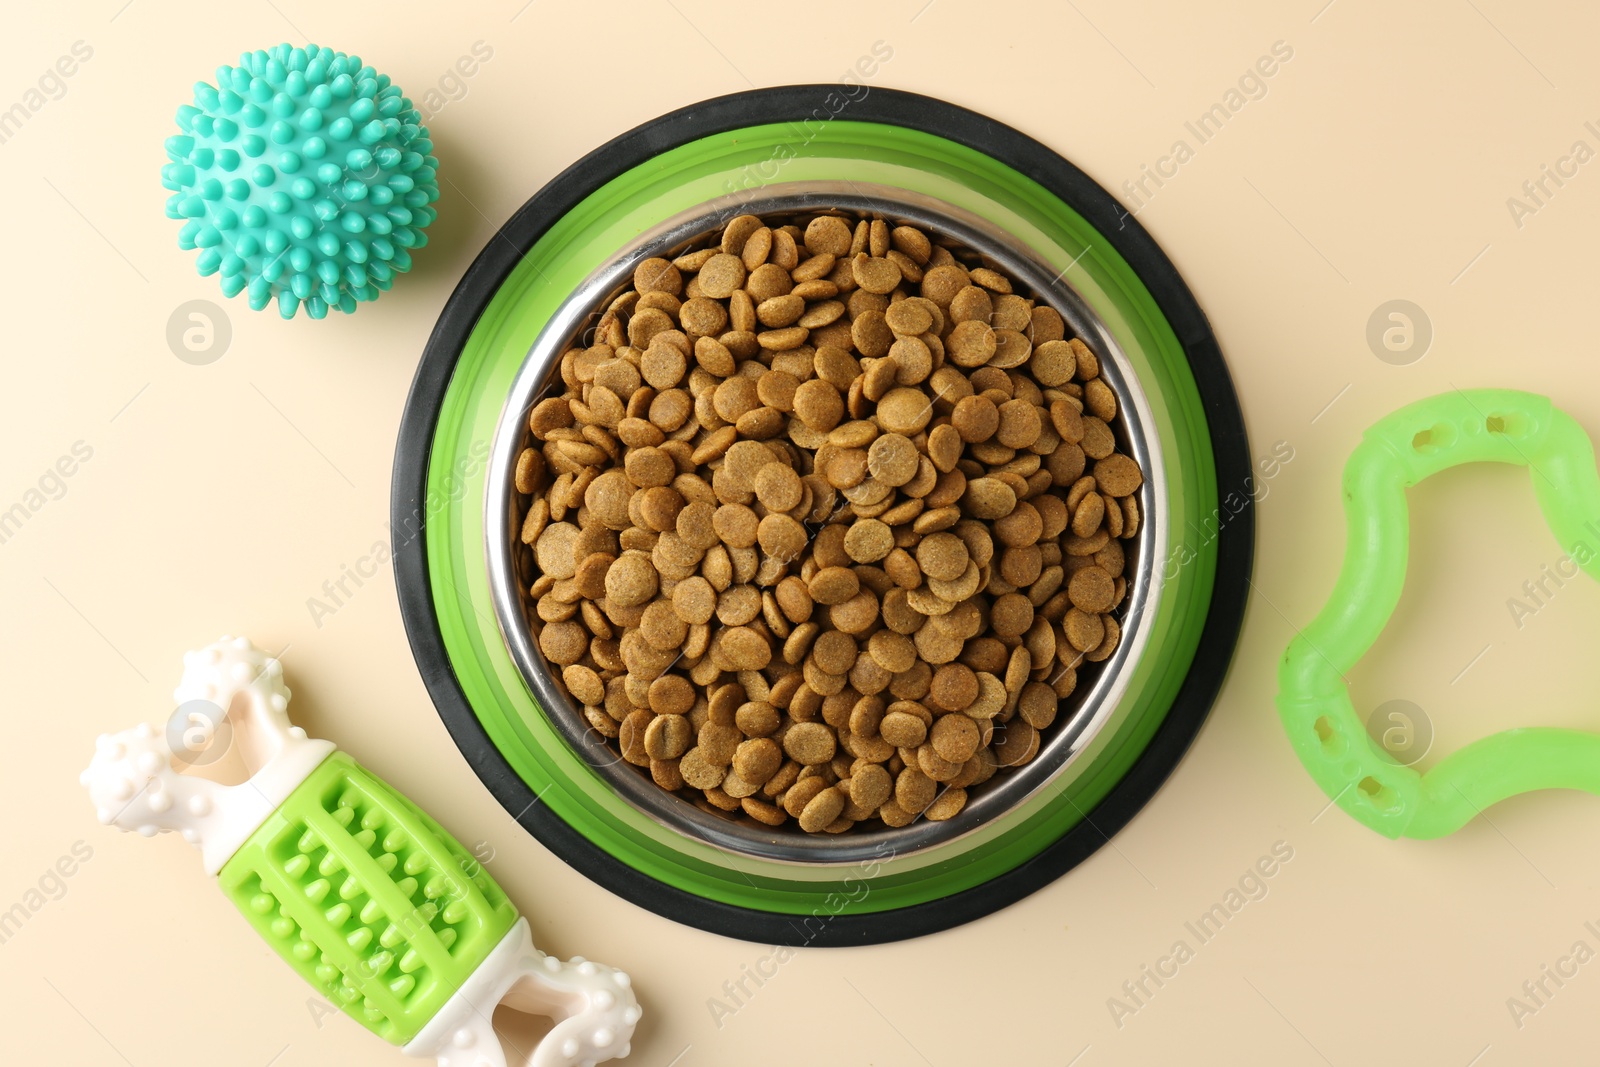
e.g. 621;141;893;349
485;181;1166;866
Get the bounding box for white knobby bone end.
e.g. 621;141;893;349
80;637;333;873
404;919;641;1067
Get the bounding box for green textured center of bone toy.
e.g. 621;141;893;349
162;43;440;319
220;751;517;1045
1277;389;1600;839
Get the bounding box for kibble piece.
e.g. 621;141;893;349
720;627;773;670
1064;607;1106;653
680;746;725;789
784;721;838;765
679;295;729;338
717;585;763;627
852;254;902;294
1080;416;1116;460
991;593;1035;640
757;368;800;411
604;553;657;607
645;714;693;760
736;700;781;737
794;378;845;431
754;464;803;512
851;764;894;810
805;215;854;256
951;395;999;443
929;663;979;711
884;299;933;336
1068;565;1116;613
758;513;807;561
515;448;542;494
851;310;894;358
1017;682;1057;730
713;503;759;548
1093;453;1144;497
529;396;574;437
931;714;981;763
634;257;683;295
640;600;689;650
699;253;747;299
1085;378;1118;421
993;720;1039;767
915;532;969;582
879;710;928;748
733;738;783;785
624;446;675;488
927;423;964;472
867;433;919;486
534;522;581;580
786;562;849;606
962;478;1016;521
799;786;846;832
562;664;604;707
811;630;858;675
831;590;881;634
924;787;968;821
896;767;937;813
844;519;894;563
672;575;718;624
947;320;996;367
1072;492;1105;538
876;388;933;435
920;264;968;306
1030;339;1077;386
949;285;993;325
995;400;1042;449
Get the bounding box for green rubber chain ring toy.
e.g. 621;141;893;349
1278;388;1600;838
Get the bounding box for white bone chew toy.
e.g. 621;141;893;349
81;636;639;1067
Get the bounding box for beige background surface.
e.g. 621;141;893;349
5;1;1600;1064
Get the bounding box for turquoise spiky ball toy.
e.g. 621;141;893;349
162;44;440;320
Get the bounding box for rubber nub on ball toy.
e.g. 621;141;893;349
81;637;639;1067
162;44;441;319
1278;389;1600;839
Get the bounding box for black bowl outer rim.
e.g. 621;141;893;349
391;84;1254;946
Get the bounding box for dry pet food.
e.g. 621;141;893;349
514;209;1144;833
